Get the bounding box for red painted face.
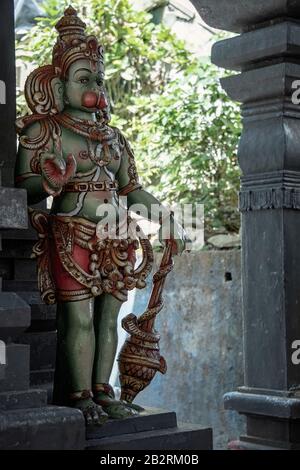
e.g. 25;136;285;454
81;91;108;110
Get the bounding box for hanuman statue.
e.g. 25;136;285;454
15;6;186;425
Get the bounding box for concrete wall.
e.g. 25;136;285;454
127;250;245;449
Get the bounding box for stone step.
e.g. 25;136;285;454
0;292;30;341
18;331;56;370
86;407;177;440
0;188;28;230
14;291;56;328
0;388;47;410
0;343;30;391
14;258;36;280
34;382;54;404
86;422;213;451
0;406;85;450
2;280;38;292
0;239;34;259
30;368;54;386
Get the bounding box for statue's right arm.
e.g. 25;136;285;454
15;122;51;205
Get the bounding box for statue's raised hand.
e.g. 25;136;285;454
40;148;76;197
159;215;191;255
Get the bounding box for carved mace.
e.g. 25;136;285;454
118;239;174;403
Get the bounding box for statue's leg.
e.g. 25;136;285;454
53;298;108;426
92;293;138;418
92;293;121;383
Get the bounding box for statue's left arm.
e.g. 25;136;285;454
15;121;76;204
15;122;51;204
116;131;187;254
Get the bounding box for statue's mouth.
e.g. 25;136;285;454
81;91;108;110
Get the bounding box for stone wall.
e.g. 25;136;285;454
127;249;245;449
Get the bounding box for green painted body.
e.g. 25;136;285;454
16;54;186;422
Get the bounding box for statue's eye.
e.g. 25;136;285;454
79;78;89;84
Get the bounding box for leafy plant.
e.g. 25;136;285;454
124;63;241;234
16;0;190;117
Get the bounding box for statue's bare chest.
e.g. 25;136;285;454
60;127;122;176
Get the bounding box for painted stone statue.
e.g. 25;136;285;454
15;6;186;425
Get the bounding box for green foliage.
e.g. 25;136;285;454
16;0;241;236
16;0;189;116
124;63;242;234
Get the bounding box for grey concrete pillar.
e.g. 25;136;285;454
0;0;17;187
191;0;300;449
0;0;85;449
0;0;52;393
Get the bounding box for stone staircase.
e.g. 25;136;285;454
86;408;212;450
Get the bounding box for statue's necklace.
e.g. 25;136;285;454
54;112;114;142
86;139;111;167
55;113;120;168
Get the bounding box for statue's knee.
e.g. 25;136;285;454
62;303;94;333
106;315;118;336
77;315;94;332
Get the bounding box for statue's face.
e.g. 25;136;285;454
64;58;107;113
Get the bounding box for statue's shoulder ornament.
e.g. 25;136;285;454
16;114;61;152
16;62;64;152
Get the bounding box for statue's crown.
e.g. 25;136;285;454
55;5;86;45
52;6;104;78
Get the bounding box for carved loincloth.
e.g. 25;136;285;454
29;210;153;304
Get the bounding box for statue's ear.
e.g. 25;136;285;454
51;77;64;113
24;65;64;116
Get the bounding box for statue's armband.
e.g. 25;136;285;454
116;133;142;197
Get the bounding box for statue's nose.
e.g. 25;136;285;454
98;92;108;110
81;91;108;110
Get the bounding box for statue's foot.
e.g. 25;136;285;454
70;390;108;426
122;401;145;412
93;383;139;419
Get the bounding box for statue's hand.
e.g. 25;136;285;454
158;215;190;255
40;150;76;196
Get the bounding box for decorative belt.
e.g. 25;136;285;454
63;181;119;192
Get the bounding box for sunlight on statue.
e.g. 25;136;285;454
15;6;187;426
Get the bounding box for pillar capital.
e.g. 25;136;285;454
190;0;300;33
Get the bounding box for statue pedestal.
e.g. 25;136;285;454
86;408;212;450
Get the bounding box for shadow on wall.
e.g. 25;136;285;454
121;250;245;450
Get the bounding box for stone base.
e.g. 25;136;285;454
0;406;85;450
224;390;300;450
0;388;47;410
1;343;30;391
229;438;300;450
86;408;213;451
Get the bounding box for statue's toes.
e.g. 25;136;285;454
85;410;93;426
126;406;139;416
117;405;138;418
122;400;144;412
85;405;108;426
96;407;109;425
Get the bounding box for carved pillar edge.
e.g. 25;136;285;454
190;1;300;33
212;21;300;71
239;170;300;211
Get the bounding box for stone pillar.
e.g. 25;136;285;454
191;0;300;449
0;0;17;187
0;0;55;395
0;0;85;449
